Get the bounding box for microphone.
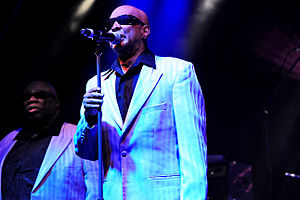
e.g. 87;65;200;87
80;28;121;45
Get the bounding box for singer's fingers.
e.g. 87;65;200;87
87;87;101;93
83;98;103;105
83;87;104;110
84;93;104;99
84;89;104;99
83;100;103;111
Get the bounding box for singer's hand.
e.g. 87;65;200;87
83;87;104;126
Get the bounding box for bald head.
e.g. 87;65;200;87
24;81;58;98
110;5;149;25
107;5;151;60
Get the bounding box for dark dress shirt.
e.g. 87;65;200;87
1;117;64;200
110;49;156;121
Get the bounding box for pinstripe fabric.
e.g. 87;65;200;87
75;56;207;200
0;123;99;200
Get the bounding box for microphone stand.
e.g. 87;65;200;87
95;43;104;200
81;28;121;200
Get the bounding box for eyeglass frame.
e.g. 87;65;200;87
105;14;146;31
23;91;57;101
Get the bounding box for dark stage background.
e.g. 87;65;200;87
0;0;299;199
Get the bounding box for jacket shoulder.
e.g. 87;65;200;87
0;128;21;142
154;56;195;80
155;56;193;71
155;55;191;64
62;122;77;129
59;123;77;137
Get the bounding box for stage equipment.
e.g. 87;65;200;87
208;155;228;200
208;155;253;200
227;50;300;200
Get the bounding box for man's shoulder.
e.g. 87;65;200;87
155;55;191;64
61;122;77;132
62;122;77;129
58;122;77;137
155;55;194;73
0;128;21;146
4;128;22;137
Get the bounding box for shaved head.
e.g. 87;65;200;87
108;5;151;63
110;5;149;25
24;81;58;98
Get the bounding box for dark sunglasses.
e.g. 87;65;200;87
23;91;56;101
105;14;145;31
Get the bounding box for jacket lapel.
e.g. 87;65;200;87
102;72;123;130
122;65;163;132
32;124;72;192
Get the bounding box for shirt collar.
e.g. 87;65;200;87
111;48;156;76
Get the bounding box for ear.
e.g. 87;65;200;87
142;25;150;39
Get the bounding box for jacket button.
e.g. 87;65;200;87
121;151;127;157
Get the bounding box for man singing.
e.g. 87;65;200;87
74;5;207;200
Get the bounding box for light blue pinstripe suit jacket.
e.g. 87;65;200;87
74;56;207;200
0;123;99;200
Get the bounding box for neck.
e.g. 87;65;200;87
118;46;145;74
25;111;59;132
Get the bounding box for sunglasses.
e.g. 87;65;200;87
105;14;145;31
23;91;56;101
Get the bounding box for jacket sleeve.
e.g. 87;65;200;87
172;62;207;200
74;77;99;161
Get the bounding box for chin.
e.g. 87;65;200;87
113;47;127;56
26;112;42;121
